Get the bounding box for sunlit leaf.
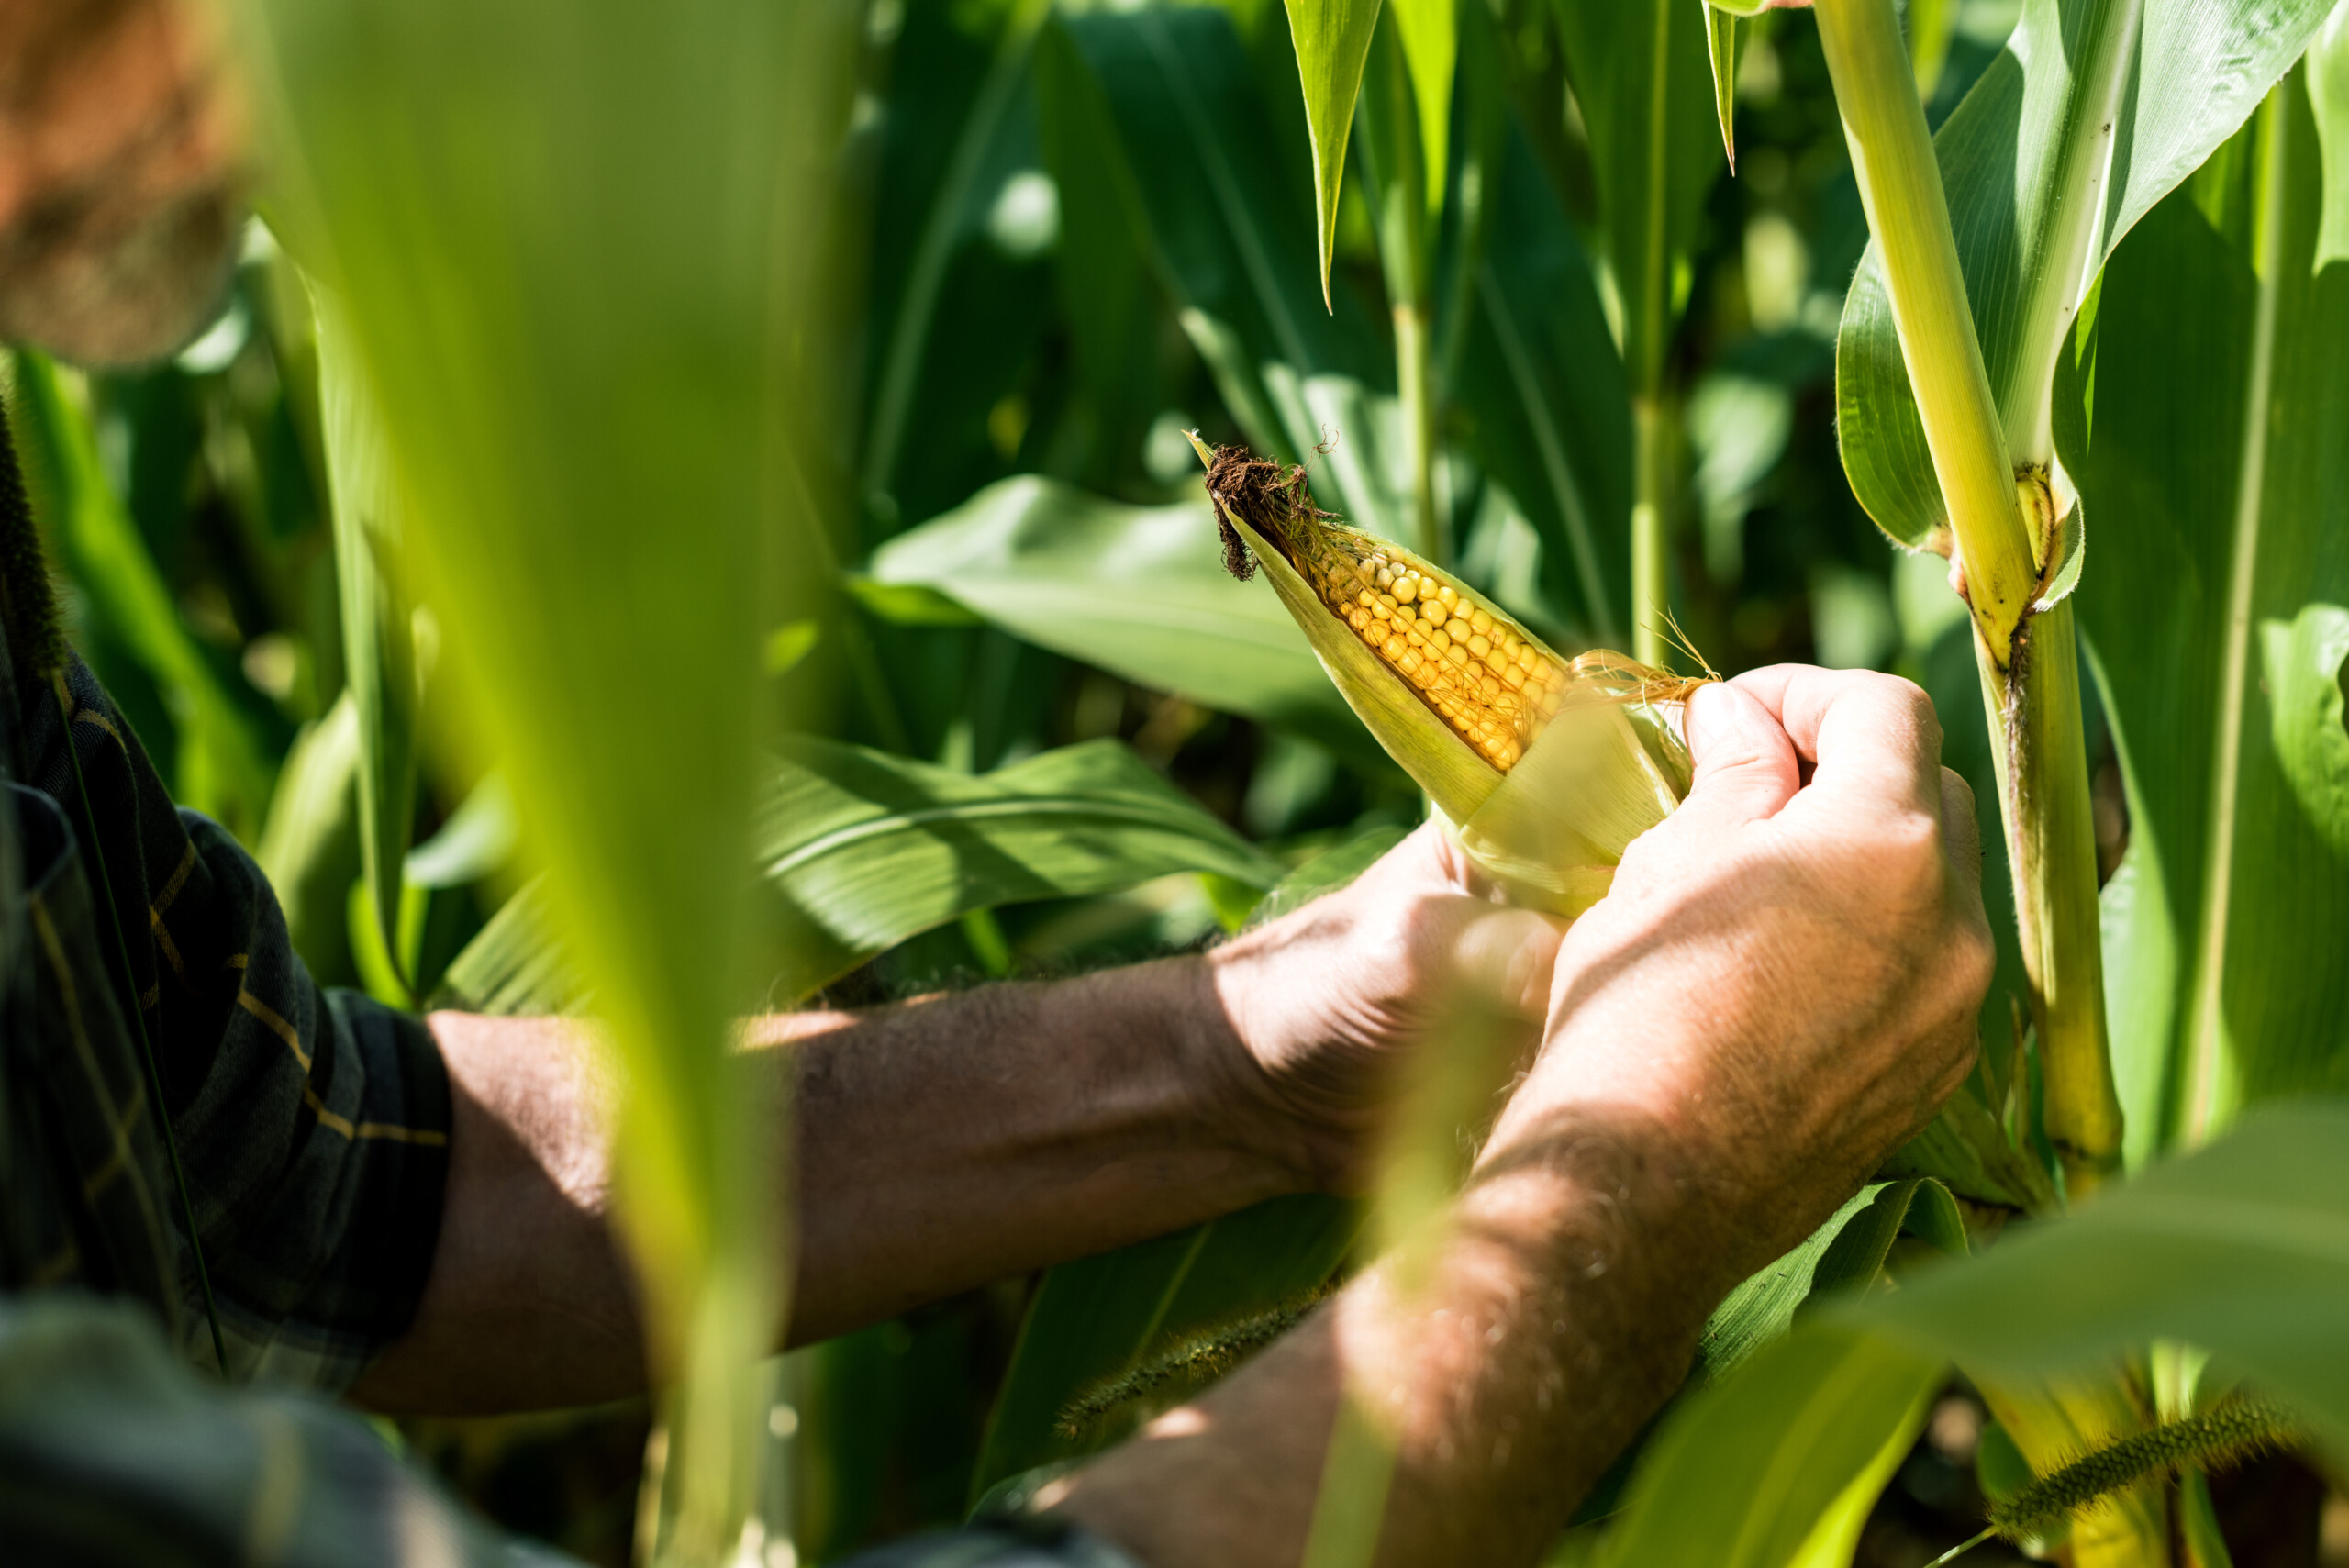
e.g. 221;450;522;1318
1552;0;1725;394
310;291;417;988
1596;1325;1943;1568
1835;0;2339;548
1704;8;1741;172
1451;126;1633;645
1846;1101;2349;1440
760;737;1286;1002
235;0;857;1549
1387;0;1454;217
1280;0;1383;306
1042;8;1401;531
868;475;1380;762
2061;60;2349;1158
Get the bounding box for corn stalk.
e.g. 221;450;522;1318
1810;0;2122;1199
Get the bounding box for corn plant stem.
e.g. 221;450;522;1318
1394;300;1441;564
1811;0;2038;666
1630;395;1669;666
1972;602;2121;1194
1813;0;2121;1193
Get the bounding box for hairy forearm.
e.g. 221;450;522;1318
351;958;1302;1415
779;957;1300;1340
1049;1108;1733;1568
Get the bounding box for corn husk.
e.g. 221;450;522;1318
1196;436;1700;917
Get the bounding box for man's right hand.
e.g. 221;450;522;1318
1485;666;1995;1282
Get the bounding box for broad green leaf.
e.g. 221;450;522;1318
1596;1325;1943;1568
1551;0;1725;394
1843;1100;2349;1440
867;475;1381;762
759;737;1286;1001
1451;126;1634;645
236;0;854;1544
436;738;1284;1011
2063;62;2349;1159
310;291;417;987
11;351;274;835
1835;0;2339;549
1698;1178;1964;1383
1281;0;1383;306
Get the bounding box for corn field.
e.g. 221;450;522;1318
12;0;2349;1562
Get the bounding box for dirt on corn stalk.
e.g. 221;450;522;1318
1199;442;1332;584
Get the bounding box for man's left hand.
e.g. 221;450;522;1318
1205;822;1565;1192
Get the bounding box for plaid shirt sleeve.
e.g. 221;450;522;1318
0;1294;571;1568
15;655;452;1391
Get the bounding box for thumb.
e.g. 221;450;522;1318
1665;682;1800;838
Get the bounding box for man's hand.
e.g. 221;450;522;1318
1205;823;1565;1193
1052;667;1996;1568
1489;665;1994;1275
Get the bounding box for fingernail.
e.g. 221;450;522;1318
1684;683;1726;755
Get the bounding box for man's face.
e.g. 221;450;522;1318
0;0;248;367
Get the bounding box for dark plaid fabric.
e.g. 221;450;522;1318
0;645;451;1389
0;1294;557;1568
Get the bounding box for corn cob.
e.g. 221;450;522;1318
1193;434;1707;914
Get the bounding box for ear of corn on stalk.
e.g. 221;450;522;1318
1190;434;1703;916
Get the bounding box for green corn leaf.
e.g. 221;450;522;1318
1552;0;1725;395
430;880;580;1018
866;475;1383;765
973;1192;1363;1503
1834;0;2340;550
861;0;1053;524
1704;8;1742;172
236;0;854;1549
2063;55;2349;1159
253;690;362;990
437;736;1282;1012
1847;1099;2349;1439
1596;1324;1944;1568
1451;124;1634;646
309;290;417;990
1281;0;1384;308
759;737;1286;1002
1387;0;1454;217
1041;10;1401;531
11;351;274;836
1698;1177;1964;1384
1243;824;1408;929
1619;1098;2349;1563
1907;0;1958;101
